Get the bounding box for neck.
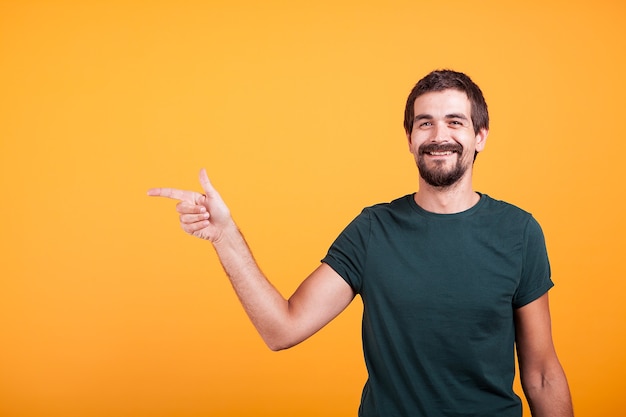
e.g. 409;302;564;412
414;176;480;214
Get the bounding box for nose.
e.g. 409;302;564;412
431;122;450;143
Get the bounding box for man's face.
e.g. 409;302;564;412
407;89;487;188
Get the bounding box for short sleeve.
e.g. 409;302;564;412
513;216;554;308
321;209;371;293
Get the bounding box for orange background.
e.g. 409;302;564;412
1;1;625;416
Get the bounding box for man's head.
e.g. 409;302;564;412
404;70;489;188
403;69;489;136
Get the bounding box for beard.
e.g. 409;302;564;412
417;142;468;188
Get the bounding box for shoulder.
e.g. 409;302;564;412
480;194;530;215
356;194;415;224
479;194;536;223
474;195;549;242
361;194;414;215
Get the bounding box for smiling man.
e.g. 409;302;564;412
148;69;573;417
409;89;485;188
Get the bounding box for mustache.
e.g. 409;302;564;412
418;143;463;155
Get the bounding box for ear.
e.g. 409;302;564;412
406;130;413;147
475;128;488;153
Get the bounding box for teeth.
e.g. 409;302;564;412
429;151;453;156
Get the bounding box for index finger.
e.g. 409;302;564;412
147;187;202;203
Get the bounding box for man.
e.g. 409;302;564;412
148;70;573;416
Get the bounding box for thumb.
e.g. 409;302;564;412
198;168;217;196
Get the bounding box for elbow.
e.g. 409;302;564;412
521;365;570;399
522;368;554;393
257;313;313;351
264;336;300;352
267;342;290;352
262;330;305;352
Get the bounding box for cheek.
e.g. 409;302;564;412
409;141;422;157
407;134;417;152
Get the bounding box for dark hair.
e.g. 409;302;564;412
403;69;489;135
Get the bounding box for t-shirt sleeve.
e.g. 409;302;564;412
513;216;554;308
321;209;371;293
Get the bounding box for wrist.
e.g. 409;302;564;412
211;219;241;246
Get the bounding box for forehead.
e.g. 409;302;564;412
412;89;471;117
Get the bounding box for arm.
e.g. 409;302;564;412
148;169;356;351
515;293;573;417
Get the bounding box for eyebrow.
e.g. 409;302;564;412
413;113;469;122
413;114;433;122
446;113;469;120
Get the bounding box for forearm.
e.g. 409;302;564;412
149;171;352;351
515;295;574;417
211;221;294;350
524;366;574;417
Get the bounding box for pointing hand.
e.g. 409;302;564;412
148;169;232;242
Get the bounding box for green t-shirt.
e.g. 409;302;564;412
322;193;553;417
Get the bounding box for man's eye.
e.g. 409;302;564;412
419;122;432;127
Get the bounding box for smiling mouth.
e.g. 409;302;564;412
419;143;463;156
428;151;455;156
